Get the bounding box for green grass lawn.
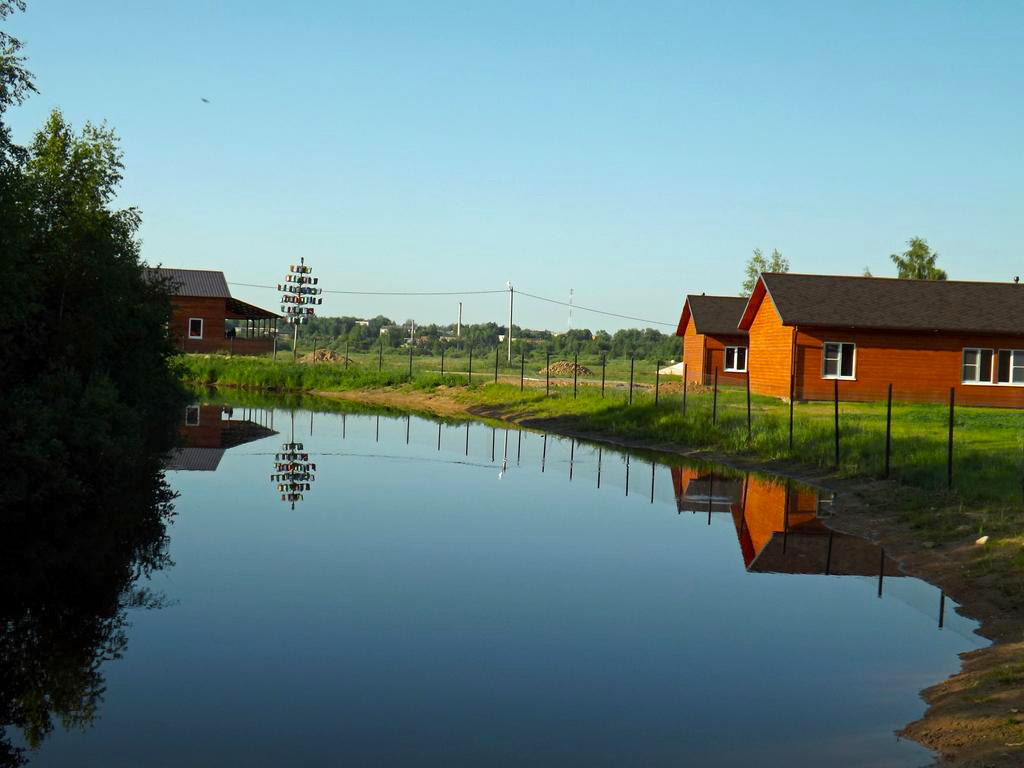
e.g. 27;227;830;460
177;352;1024;506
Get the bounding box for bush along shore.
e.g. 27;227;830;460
179;352;1024;765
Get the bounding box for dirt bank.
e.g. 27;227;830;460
313;386;1024;767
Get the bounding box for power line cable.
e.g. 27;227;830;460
228;282;675;327
229;282;505;296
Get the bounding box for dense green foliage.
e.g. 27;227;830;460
890;237;947;280
0;7;182;762
297;315;682;360
741;247;788;296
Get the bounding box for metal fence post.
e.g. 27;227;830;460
441;347;445;377
746;372;751;441
947;387;955;490
495;344;499;383
312;335;317;361
884;383;893;478
408;343;413;380
378;342;383;371
682;362;687;416
345;341;349;368
788;373;794;450
712;367;719;425
545;347;550;395
573;350;578;400
468;346;473;385
655;361;660;405
601;354;606;397
629;356;634;404
834;378;840;469
520;342;525;392
273;335;278;360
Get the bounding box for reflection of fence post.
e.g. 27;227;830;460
884;383;893;478
746;372;751;441
947;387;955;490
573;350;579;400
655;361;660;405
629;356;634;404
601;354;606;397
712;367;719;425
834;379;840;469
788;373;794;450
682;362;687;416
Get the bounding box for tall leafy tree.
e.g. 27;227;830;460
890;237;947;280
742;248;789;297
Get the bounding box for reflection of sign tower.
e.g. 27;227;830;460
271;411;316;510
277;256;322;353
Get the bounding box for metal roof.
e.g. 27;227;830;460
147;268;231;298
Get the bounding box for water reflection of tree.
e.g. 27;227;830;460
0;455;176;767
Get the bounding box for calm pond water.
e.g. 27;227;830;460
13;399;986;767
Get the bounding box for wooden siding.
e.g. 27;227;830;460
747;293;793;398
703;333;748;387
794;327;1024;407
681;316;705;386
170;296;274;356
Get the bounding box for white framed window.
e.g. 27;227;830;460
822;342;856;379
962;348;994;384
724;346;747;373
996;349;1024;385
185;405;200;426
188;317;204;339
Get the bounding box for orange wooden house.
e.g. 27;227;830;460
739;273;1024;407
148;268;280;355
674;295;749;387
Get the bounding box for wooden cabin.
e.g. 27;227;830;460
148;268;280;355
674;295;749;387
739;273;1024;407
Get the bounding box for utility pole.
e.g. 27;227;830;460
507;282;514;363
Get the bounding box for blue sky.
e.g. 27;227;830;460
7;1;1022;330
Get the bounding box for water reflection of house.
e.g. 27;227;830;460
671;467;898;577
165;405;277;471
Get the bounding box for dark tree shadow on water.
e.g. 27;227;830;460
0;445;177;766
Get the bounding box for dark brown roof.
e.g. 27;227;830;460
742;273;1024;335
147;268;231;298
675;295;749;337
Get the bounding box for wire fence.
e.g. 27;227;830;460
201;339;1024;506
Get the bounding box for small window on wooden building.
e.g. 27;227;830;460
185;405;200;426
962;348;994;384
996;350;1024;385
822;342;855;379
724;346;747;373
188;317;204;339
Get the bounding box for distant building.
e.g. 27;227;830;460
147;268;280;355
